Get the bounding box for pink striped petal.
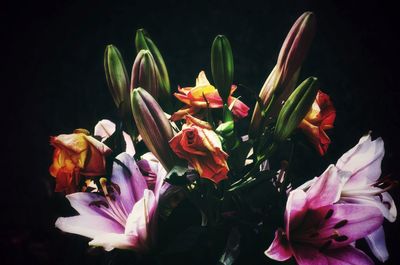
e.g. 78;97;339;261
112;153;147;212
306;165;344;209
324;245;374;265
265;229;292;261
285;190;308;237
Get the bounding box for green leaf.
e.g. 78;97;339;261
165;165;189;185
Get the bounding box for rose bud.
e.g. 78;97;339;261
131;87;179;171
169;115;229;184
274;77;318;142
49;129;112;194
135;29;171;101
250;12;316;137
211;35;234;103
298;90;336;155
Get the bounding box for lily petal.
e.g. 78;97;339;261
365;226;389;262
323;245;374;265
66;192;111;217
125;189;156;250
285;190;308;238
306;165;344;209
341;192;397;222
292;243;327;265
94;119;116;140
265;229;292;261
89;233;138;251
336;135;384;186
321;204;383;248
112;153;148;212
55;215;124;239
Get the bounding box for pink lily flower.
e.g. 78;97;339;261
265;165;383;265
55;152;166;252
336;134;397;262
295;134;397;262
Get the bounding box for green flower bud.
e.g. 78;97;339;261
135;29;170;96
274;77;318;142
250;12;316;137
211;35;234;103
104;45;129;110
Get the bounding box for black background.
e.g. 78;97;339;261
2;0;400;264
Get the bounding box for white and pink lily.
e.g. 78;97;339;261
295;134;397;262
55;152;166;252
336;134;397;262
265;165;383;265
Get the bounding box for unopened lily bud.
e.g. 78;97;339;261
250;12;316;136
130;87;178;171
135;29;170;96
104;45;130;110
274;77;318;142
131;50;160;100
211;35;234;103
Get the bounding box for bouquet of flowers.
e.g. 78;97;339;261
50;12;397;265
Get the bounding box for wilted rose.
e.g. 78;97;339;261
298;90;336;155
49;129;112;193
169;115;229;184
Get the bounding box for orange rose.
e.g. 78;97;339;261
169;115;229;184
298;90;336;155
49;129;112;193
170;71;249;121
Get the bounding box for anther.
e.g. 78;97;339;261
334;235;348;242
324;209;334;220
333;220;348;229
